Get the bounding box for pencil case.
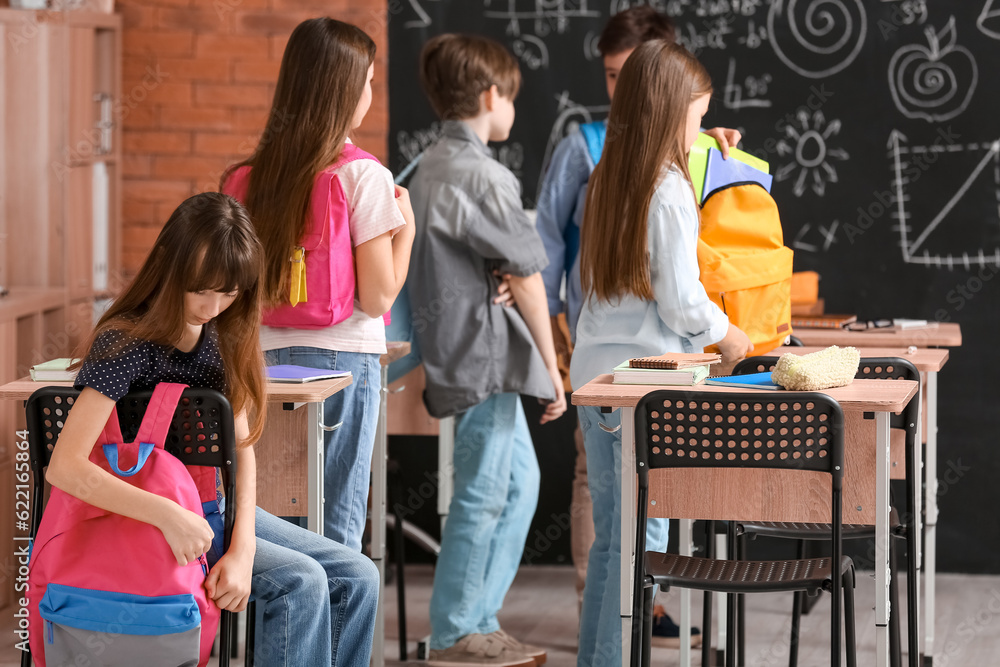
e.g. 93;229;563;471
771;346;860;391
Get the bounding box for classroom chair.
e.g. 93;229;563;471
631;390;857;667
732;356;922;667
22;386;252;667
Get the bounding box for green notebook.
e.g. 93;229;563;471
612;362;710;386
689;133;770;204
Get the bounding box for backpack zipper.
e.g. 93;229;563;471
720;293;728;314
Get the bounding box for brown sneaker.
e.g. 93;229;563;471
491;630;547;665
427;633;536;667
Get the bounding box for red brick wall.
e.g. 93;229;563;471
118;0;390;275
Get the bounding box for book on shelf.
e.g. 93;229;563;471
628;352;721;370
612;361;711;386
789;314;857;329
266;365;352;384
30;358;79;382
704;372;782;391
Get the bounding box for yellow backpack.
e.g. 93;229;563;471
697;182;794;355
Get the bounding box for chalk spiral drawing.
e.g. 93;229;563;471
513;34;550;70
889;17;977;124
774;110;849;198
768;0;867;79
977;0;1000;39
889;130;1000;269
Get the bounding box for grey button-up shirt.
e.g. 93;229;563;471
407;120;554;419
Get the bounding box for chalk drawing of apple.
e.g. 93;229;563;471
889;16;978;123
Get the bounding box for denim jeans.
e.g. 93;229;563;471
249;507;379;667
429;393;540;649
265;347;380;550
576;406;669;667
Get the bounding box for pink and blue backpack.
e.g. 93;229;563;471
28;383;221;667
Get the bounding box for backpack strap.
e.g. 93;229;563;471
301;144;382;251
579;121;607;166
134;383;189;449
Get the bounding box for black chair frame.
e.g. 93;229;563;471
21;386;250;667
631;390;857;667
733;356;922;667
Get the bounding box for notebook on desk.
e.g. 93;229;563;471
266;365;352;383
705;372;782;390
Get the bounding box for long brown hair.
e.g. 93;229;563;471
222;18;376;307
74;193;268;446
580;40;712;303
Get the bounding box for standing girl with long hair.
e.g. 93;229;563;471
569;41;753;666
223;18;414;549
48;192;379;666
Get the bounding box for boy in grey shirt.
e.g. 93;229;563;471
408;33;566;667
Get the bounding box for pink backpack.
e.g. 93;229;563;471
223;144;385;329
28;383;220;667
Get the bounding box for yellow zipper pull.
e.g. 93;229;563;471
289;246;306;306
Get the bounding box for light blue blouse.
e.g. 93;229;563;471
569;167;730;391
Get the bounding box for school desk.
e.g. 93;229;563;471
791;325;961;664
572;375;918;667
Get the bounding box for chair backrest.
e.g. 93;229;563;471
733;355;920;449
25;386;237;540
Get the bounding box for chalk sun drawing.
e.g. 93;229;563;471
774;110;849;198
768;0;867;79
977;0;1000;40
888;17;977;123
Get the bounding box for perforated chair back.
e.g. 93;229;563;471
22;386;239;667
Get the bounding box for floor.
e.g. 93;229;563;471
4;565;1000;666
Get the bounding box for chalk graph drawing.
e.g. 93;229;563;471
535;91;608;196
889;130;1000;268
977;0;1000;39
888;17;977;124
483;0;600;38
404;0;440;29
768;0;867;79
774;110;849;198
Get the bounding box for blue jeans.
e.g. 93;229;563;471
265;347;380;550
251;507;379;667
577;406;669;667
429;394;540;649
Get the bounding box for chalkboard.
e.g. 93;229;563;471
388;0;999;574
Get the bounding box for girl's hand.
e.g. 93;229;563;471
539;368;568;424
158;502;215;566
493;271;515;307
205;551;253;612
717;323;754;364
394;185;415;227
703;127;743;159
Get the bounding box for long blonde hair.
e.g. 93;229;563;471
580;40;712;303
222;18;376;308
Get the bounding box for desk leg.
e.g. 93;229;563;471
924;372;939;666
621;407;634;667
438;416;455;534
308;402;324;536
679;519;693;667
371;366;388;667
876;411;891;667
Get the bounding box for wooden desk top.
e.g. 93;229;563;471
778;346;949;373
572;375;917;414
381;341;411;367
793;322;961;348
0;376;353;404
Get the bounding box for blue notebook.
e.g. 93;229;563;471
266;365;352;383
705;372;782;391
702;147;773;202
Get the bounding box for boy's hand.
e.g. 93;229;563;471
158;502;215;567
704;127;743;159
717;323;754;364
394;185;415;228
204;551;253;612
493;271;515;307
539;368;568;424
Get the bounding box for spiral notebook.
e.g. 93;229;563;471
628;352;721;370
